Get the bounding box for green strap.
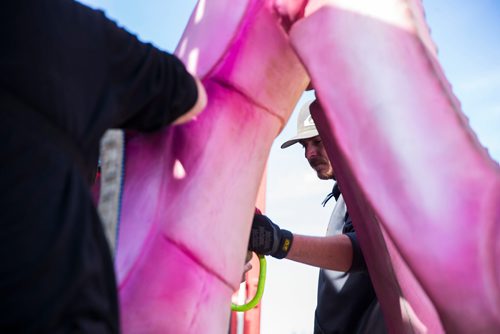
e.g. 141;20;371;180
231;255;267;312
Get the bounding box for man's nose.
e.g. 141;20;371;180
305;146;317;159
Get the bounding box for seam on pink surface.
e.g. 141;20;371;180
117;218;161;290
200;0;258;81
192;0;289;130
211;76;287;129
161;234;235;290
118;228;236;293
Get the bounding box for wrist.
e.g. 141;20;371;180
272;230;293;259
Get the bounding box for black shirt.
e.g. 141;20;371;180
0;1;198;332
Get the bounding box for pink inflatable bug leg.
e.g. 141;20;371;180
115;0;309;332
289;0;500;333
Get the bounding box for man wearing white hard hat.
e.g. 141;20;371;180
249;99;387;333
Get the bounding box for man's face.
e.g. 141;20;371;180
299;135;335;180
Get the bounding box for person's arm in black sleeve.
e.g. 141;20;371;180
171;77;206;125
102;12;206;132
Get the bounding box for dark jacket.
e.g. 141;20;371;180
0;1;198;332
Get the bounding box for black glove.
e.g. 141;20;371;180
248;214;293;259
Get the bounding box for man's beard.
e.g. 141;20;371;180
308;157;333;179
309;157;328;169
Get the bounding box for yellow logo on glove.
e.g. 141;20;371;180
282;239;291;252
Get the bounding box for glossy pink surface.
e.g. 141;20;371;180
291;1;500;332
114;0;500;333
116;0;308;332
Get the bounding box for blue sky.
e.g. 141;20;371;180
81;1;499;333
81;0;500;162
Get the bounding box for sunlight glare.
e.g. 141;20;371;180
173;159;187;179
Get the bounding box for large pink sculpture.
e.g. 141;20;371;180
290;1;500;333
107;0;500;333
115;1;308;332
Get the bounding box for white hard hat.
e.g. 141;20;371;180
281;100;319;149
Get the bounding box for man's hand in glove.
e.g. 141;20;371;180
248;214;293;259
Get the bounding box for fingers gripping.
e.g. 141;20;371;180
249;214;293;259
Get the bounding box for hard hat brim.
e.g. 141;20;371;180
280;129;319;149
